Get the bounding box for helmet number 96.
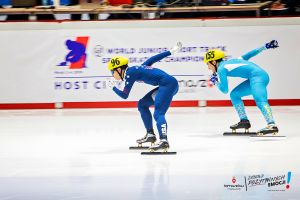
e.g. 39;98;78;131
111;58;120;67
206;51;215;60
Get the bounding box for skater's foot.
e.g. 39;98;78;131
257;124;279;136
149;140;169;152
136;133;157;144
230;119;251;130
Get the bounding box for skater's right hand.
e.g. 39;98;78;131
210;73;218;84
266;40;279;49
106;78;115;89
170;42;182;55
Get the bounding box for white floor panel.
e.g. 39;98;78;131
0;106;299;199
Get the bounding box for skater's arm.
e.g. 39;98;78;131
215;70;229;94
142;51;171;66
111;70;137;99
238;40;279;61
238;45;267;61
142;42;182;66
112;82;134;99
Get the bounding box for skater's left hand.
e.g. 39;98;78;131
266;40;279;49
170;42;182;55
210;73;218;84
106;78;115;89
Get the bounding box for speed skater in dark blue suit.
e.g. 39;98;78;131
106;42;182;151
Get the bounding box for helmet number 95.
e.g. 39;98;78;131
206;51;215;60
111;58;120;67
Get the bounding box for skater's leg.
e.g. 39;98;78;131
230;80;252;120
138;87;158;130
153;79;178;140
250;76;278;134
250;77;275;125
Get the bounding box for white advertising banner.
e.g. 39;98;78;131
0;24;299;103
0;30;58;103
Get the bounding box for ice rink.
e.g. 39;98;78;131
0;106;299;200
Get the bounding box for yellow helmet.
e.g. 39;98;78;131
108;56;129;71
204;49;225;64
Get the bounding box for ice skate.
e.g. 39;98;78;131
136;133;156;146
223;119;255;136
129;133;156;150
257;124;279;136
230;119;251;133
141;140;176;155
149;140;169;152
250;124;285;139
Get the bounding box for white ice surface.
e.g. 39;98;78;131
0;106;299;199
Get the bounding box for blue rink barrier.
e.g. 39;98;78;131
0;0;70;6
49;0;70;5
0;0;11;6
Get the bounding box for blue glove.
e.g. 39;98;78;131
210;73;218;84
266;40;279;49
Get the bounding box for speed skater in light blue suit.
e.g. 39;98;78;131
205;40;279;135
106;42;182;151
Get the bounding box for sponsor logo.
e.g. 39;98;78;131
225;172;292;192
57;37;89;69
54;80;123;90
178;79;214;88
247;174;286;188
232;176;236;183
264;105;273;118
93;45;105;57
101;46;232;64
176;78;215;93
54;42;231;92
286;171;291;189
224;176;245;190
161;124;167;135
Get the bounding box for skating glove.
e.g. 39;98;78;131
106;78;115;90
266;40;279;49
170;42;182;55
210;73;218;84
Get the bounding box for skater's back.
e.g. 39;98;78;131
125;64;174;87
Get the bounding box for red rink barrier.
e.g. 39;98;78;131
0;103;55;109
0;99;299;109
63;101;199;108
206;99;300;106
63;101;138;108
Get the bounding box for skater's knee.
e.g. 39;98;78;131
255;99;271;112
138;99;144;110
138;99;147;111
230;91;239;100
153;111;165;121
153;111;159;121
254;99;265;107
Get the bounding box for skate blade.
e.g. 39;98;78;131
250;136;286;140
223;132;256;136
141;152;177;155
231;129;250;133
130;142;155;149
129;146;149;150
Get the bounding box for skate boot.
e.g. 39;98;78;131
136;133;157;147
230;119;251;133
149;140;170;152
257;124;279;136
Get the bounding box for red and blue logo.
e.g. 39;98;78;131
57;37;89;69
232;176;236;183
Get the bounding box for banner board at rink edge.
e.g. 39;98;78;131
0;24;299;103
